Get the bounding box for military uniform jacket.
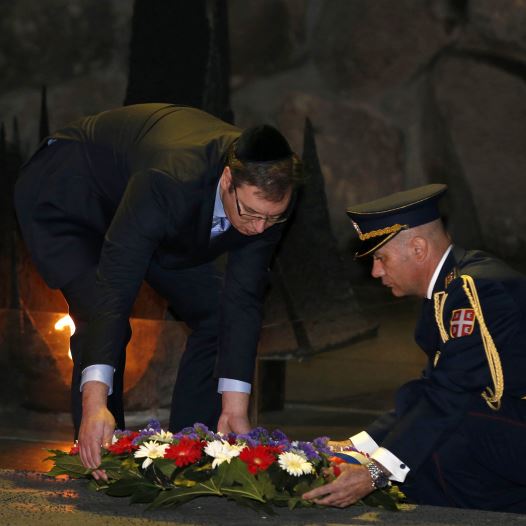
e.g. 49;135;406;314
15;104;285;383
367;246;526;473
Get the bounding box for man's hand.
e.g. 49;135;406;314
217;391;251;434
78;381;115;482
302;463;374;508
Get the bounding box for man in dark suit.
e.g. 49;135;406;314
15;103;302;476
304;185;526;512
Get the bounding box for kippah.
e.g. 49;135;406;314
235;125;292;162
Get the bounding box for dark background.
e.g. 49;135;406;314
2;0;526;259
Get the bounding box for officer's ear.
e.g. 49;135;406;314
220;166;232;191
411;236;428;263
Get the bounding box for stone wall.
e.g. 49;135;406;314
1;0;525;258
230;0;526;259
0;0;132;157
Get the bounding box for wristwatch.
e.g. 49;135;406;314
365;461;390;489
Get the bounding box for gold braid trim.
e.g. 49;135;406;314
359;223;406;241
433;291;449;366
460;275;503;411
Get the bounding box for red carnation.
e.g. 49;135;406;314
107;432;140;455
164;437;204;467
239;445;278;474
68;444;79;456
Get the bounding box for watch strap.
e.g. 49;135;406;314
366;460;389;489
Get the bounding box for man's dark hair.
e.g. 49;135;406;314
227;125;303;202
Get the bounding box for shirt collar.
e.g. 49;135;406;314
213;181;227;218
426;244;453;299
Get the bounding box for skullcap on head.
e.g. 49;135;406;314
235;125;292;162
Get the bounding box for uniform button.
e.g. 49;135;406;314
400;464;406;469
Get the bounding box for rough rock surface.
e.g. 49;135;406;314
312;0;450;98
0;0;132;155
277;92;405;247
469;0;526;52
431;54;526;257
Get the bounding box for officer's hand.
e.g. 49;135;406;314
302;463;374;508
217;391;251;434
78;381;114;482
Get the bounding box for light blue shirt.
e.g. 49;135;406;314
210;183;231;238
80;182;251;396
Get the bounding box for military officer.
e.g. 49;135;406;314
304;184;526;512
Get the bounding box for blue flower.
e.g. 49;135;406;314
274;439;292;452
236;434;258;447
179;427;195;435
130;420;163;445
270;429;288;442
293;441;321;462
312;436;332;456
248;427;271;442
193;423;210;434
144;420;162;432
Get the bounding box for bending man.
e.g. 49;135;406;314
15;103;302;475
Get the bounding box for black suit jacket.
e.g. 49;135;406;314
15;104;286;383
367;246;526;472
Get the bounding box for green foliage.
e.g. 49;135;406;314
362;488;401;511
105;479;158;498
151;458;178;481
148;481;222;510
46;450;91;478
184;464;214;482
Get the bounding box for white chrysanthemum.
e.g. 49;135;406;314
134;441;170;469
204;439;243;468
150;430;174;443
278;451;313;476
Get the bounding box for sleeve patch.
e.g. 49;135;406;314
449;308;476;338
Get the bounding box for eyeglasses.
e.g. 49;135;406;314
233;186;289;224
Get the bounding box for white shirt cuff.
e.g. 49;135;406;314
217;378;252;394
371;447;410;482
80;364;114;395
349;431;379;455
350;431;410;482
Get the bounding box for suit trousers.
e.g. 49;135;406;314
61;258;223;439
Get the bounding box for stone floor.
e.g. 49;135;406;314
2;469;525;526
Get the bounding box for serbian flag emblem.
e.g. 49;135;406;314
450;308;476;338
